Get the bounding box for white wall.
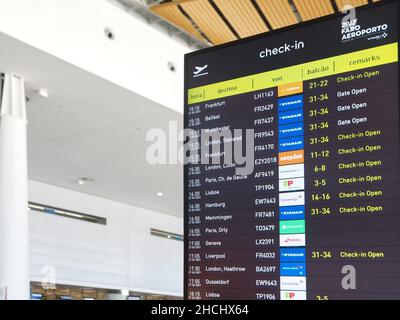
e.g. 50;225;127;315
129;207;183;294
0;0;190;113
28;180;183;296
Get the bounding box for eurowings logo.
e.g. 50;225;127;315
279;191;305;207
193;65;208;77
280;276;307;291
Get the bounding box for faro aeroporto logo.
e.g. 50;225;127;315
341;18;388;42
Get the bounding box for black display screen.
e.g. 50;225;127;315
184;1;400;300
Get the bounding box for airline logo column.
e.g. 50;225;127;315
277;82;307;301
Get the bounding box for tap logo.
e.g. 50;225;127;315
279;178;305;192
281;291;307;300
193;65;208;77
284;180;294;187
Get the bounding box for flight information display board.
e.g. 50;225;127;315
184;1;400;300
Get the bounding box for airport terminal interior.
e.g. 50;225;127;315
1;0;400;301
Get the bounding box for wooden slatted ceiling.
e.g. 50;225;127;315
179;0;237;45
213;0;268;38
151;0;381;46
293;0;334;21
335;0;369;10
255;0;299;30
150;2;204;42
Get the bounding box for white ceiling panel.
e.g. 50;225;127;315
0;31;183;217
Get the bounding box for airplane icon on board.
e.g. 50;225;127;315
193;65;208;77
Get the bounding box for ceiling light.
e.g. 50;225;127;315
157;192;164;197
104;27;115;40
78;177;94;185
38;89;49;98
167;62;176;72
121;289;129;296
29;204;45;211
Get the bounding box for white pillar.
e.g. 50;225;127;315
0;73;29;300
